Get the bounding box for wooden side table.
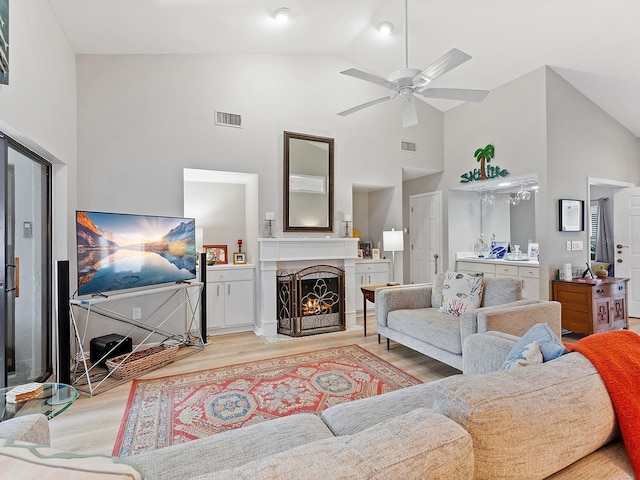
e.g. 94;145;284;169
552;277;629;335
360;284;400;337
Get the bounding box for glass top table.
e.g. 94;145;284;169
0;383;78;421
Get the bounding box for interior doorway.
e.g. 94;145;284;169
1;135;52;387
409;191;442;284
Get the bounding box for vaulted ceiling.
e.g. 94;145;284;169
47;0;640;136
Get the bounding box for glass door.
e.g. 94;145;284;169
0;135;52;387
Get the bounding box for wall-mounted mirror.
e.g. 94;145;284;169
284;131;334;232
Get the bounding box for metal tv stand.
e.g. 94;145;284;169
69;282;205;396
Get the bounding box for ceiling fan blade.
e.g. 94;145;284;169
401;98;418;128
417;88;489;102
340;69;397;90
413;48;472;86
337;96;392;116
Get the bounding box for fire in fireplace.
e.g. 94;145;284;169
277;265;345;337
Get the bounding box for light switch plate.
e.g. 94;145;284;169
566;241;572;251
571;240;583;251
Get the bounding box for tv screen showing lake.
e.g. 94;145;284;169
76;211;196;296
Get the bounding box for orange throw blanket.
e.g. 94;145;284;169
567;330;640;477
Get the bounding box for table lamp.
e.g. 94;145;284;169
383;228;403;283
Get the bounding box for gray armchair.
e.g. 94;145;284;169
375;275;561;370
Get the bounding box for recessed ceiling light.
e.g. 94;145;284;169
378;21;393;35
273;7;291;22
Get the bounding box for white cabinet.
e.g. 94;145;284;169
518;265;540;299
206;265;255;334
355;260;390;312
455;259;540;299
456;261;497;278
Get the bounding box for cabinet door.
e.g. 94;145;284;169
594;297;611;332
224;280;255;326
612;293;628;329
206;282;226;328
521;277;539;299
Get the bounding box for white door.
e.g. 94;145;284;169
410;191;442;284
614;187;640;316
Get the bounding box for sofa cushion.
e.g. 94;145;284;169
430;273;445;308
388;308;463;355
439;272;484;316
321;379;448;436
202;408;474;480
500;340;543;370
127;413;333;480
0;438;142;479
433;352;620;480
481;276;522;307
546;440;633;479
504;322;568;363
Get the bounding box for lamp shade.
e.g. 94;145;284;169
383;229;403;252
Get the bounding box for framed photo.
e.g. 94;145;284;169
359;242;372;259
528;242;540;259
203;245;228;264
559;199;584;232
233;252;247;265
357;249;363;259
372;248;380;259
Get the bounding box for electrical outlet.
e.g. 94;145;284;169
132;307;142;320
571;241;583;251
566;241;572;251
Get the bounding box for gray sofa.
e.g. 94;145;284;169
375;274;562;370
0;331;633;479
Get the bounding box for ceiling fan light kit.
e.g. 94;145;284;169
338;0;489;128
272;7;290;22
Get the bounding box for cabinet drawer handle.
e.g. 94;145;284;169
228;284;231;295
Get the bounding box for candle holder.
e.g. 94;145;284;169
343;220;351;238
237;240;242;253
266;219;275;238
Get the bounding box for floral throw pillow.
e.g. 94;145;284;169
500;340;544;370
439;272;484;316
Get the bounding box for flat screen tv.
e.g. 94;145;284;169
76;211;196;297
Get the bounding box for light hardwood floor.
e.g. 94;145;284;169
48;315;459;456
48;316;640;456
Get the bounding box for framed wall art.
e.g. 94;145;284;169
559;199;584;232
203;245;228;264
359;242;372;259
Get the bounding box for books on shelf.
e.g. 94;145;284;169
5;382;44;404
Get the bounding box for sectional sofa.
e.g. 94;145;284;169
0;330;632;479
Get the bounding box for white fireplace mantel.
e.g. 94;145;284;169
256;237;359;336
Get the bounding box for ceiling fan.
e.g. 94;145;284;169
337;0;489;128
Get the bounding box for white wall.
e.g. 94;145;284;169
545;67;638;296
0;1;77;380
0;0;77;264
405;67;547;274
75;53;444;288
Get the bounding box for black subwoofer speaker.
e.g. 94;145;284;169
90;334;133;367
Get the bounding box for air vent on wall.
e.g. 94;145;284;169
401;140;417;152
214;110;242;128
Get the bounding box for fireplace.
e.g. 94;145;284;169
277;265;345;337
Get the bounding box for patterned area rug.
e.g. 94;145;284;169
113;344;420;457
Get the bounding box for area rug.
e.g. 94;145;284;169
113;344;421;457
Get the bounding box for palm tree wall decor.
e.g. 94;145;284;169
460;144;509;184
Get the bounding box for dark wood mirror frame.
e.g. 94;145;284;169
283;131;334;233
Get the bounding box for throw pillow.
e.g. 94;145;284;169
0;438;142;479
504;323;569;364
500;340;543;370
439;272;484;316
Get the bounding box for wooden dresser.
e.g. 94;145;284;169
552;278;629;335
